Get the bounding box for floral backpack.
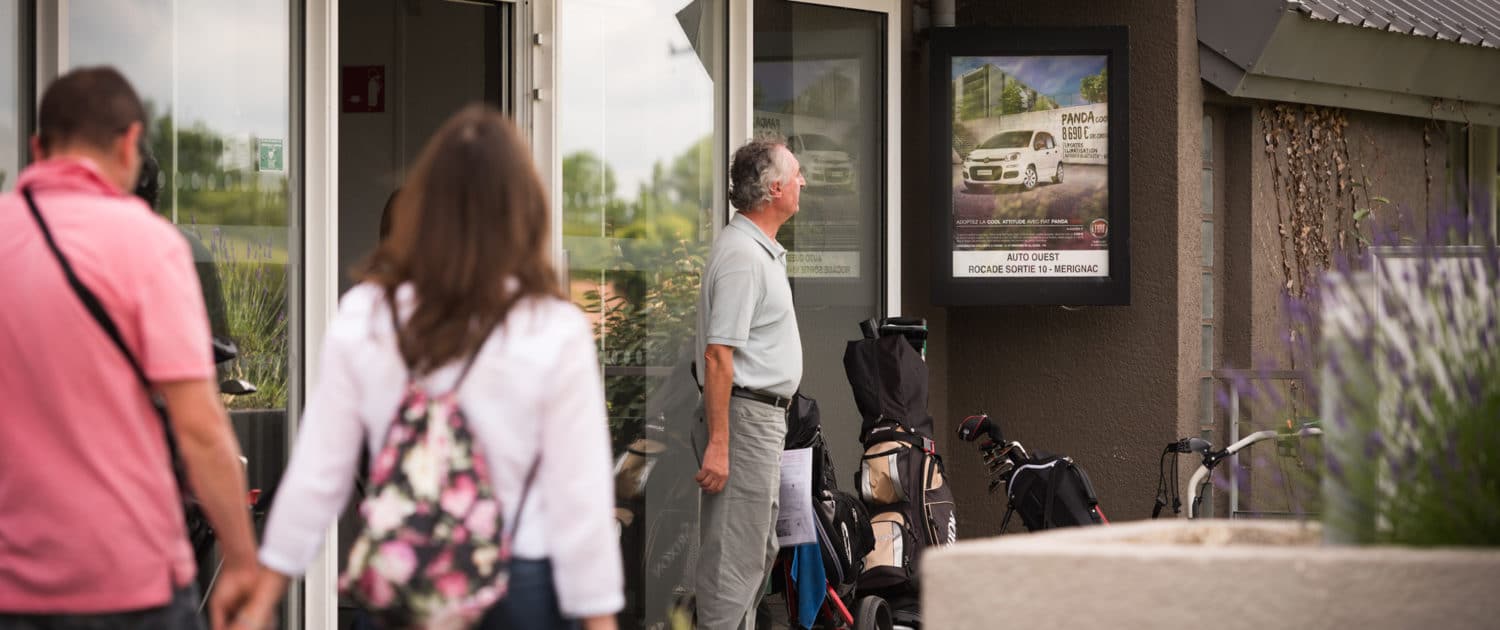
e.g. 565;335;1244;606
341;304;538;629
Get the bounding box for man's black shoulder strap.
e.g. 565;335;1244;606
20;187;187;500
21;187;156;395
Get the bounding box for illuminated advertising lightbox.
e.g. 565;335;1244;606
931;27;1130;306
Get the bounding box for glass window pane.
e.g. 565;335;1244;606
66;0;295;538
1203;271;1214;319
1201;168;1213;216
1200;377;1214;425
1202;324;1215;370
756;0;887;479
560;2;724;625
1;2;20;192
1202;114;1213;163
1201;217;1214;266
561;0;722;445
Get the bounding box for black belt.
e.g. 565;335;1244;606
731;386;791;410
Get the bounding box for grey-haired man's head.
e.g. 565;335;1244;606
729;138;804;216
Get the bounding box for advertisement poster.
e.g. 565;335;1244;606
755;59;863;279
950;55;1110;279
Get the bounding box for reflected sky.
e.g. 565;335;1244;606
67;0;290;145
560;0;718;197
954;55;1106;107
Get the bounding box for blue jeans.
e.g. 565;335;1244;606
478;558;577;630
0;586;202;630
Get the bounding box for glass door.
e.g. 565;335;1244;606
545;0;893;625
332;0;520;625
754;0;890;477
59;0;300;530
557;0;726;626
0;1;23;193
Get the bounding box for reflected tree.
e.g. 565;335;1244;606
143;102;290;410
568;136;715;453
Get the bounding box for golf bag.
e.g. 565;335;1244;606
844;334;956;601
1003;453;1104;532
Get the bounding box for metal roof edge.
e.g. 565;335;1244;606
1254;10;1500;105
1200;1;1500;119
1199;42;1249;97
1211;72;1500;126
1197;0;1288;70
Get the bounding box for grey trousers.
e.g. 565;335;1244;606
694;396;785;630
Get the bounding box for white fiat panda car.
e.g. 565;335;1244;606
962;129;1063;192
788;133;854;189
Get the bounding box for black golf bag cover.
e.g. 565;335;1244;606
784;393;822;450
844;334;933;438
785;393;841;509
1004;453;1103;531
844;335;956;599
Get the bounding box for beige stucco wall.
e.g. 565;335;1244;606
1221;103;1456;374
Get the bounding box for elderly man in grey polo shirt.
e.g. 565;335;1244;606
693;138;805;630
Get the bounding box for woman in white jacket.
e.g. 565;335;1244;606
235;105;622;629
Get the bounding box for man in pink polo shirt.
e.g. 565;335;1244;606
0;67;258;629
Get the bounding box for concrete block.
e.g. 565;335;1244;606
923;520;1500;629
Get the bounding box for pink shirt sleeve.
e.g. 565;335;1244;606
133;232;214;383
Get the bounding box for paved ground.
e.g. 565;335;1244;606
950;163;1108;223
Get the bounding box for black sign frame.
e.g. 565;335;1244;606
930;26;1131;306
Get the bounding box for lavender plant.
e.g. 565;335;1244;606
195;223;290;410
1299;212;1499;546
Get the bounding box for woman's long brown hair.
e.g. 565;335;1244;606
360;104;562;375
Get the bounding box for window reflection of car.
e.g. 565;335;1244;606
788;133;853;189
962;129;1063;192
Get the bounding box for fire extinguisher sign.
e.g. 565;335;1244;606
342;65;385;113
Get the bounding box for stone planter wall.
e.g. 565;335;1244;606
923;521;1500;629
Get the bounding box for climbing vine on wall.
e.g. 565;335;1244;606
1259;104;1370;298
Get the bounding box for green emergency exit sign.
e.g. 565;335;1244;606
258;139;284;172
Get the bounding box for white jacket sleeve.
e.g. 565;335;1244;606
257;306;366;575
541;318;626;618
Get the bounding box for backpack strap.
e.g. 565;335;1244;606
382;290;540;535
506;456;544;538
448;332;489;392
20;187;190;513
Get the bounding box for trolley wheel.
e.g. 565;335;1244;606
854;595;893;630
